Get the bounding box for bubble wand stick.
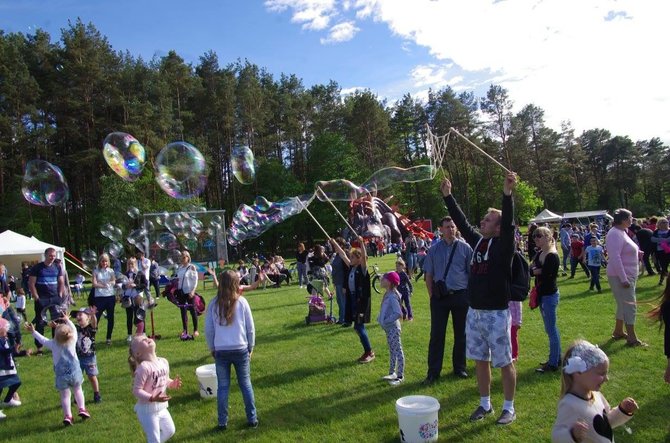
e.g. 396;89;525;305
449;127;511;174
316;187;358;235
297;199;331;241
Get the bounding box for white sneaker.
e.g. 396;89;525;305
388;377;404;386
382;373;397;381
2;399;21;407
126;335;133;343
0;410;6;419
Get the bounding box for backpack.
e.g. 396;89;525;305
510;250;530;302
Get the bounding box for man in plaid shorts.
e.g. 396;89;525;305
441;172;518;426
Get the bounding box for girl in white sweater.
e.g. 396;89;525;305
552;340;637;442
205;270;264;430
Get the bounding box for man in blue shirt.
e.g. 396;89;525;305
28;248;65;353
423;216;473;383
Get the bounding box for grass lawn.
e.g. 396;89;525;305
4;253;670;442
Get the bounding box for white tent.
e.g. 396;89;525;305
0;230;65;278
529;209;563;223
562;210;613;221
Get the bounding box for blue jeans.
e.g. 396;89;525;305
588;265;601;291
334;285;346;323
214;349;257;426
561;246;570;271
297;263;308;286
354;322;372;353
540;292;561;367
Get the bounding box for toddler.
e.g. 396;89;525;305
27;314;90;426
14;289;27;322
0;318;22;415
552;340;637;442
74;307;101;403
378;272;405;386
129;335;182;443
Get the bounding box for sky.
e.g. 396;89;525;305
1;0;668;142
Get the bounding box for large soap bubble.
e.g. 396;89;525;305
154;141;207;199
157;232;177;250
21;160;70;207
82;250;98;269
232;145;255;185
127;206;141;219
100;223;123;242
103;132;147;182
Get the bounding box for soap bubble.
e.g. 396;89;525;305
102;132;147;182
21;160;70;207
104;242;124;259
144;220;155;233
157;232;177;250
127;228;148;247
209;215;223;229
190;219;204;235
100;223;123;242
232;145;255;185
154;141;207;199
82;250;98;269
127;206;141;219
165;214;185;233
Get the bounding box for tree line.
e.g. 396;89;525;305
0;20;668;256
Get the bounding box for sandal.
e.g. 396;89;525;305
626;340;648;347
611;334;628;341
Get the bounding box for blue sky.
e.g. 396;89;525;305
1;0;668;142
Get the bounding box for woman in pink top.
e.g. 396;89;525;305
606;209;647;347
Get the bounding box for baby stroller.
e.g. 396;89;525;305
162;279;206;340
304;281;335;325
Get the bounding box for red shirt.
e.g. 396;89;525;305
570;239;584;258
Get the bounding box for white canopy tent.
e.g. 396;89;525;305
0;230;65;278
529;209;563;224
562;210;613;222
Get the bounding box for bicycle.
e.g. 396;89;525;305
370;263;382;294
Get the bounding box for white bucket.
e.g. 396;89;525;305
195;364;217;399
395;395;440;443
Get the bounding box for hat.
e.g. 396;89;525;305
382;271;400;286
72;307;92;317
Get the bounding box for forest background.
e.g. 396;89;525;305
1;20;668;257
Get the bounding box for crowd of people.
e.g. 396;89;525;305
1;173;670;441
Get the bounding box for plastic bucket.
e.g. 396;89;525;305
395;395;440;443
195;364;217;399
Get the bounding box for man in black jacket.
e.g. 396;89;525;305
441;172;518;426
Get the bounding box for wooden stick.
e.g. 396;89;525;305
297;198;331;240
317;187;358;235
450;127;512;173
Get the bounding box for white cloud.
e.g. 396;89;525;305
340;86;367;96
264;0;336;31
268;0;670;141
320;21;360;44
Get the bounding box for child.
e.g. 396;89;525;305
568;233;590;279
74;307;101;403
509;300;522;361
0;318;22;412
647;279;670;383
124;257;148;342
414;246;428;281
585;237;606;293
73;273;84;299
26;314;90;426
14;289;27;322
395;259;413;321
378;272;405;386
129;335;182;442
552;340;637;442
205;270;264;430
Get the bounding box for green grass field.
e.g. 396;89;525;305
4;254;670;442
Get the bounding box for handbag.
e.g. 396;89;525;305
433;241;459;299
528;286;539;310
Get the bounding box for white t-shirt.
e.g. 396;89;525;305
15;295;26;310
176;264;198;294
